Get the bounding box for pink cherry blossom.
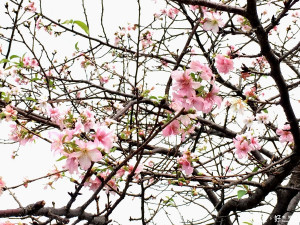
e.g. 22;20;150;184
179;114;197;126
9;123;36;146
2;105;17;121
215;54;234;74
23;56;31;67
171;69;201;96
233;134;261;159
202;85;222;113
276;124;294;143
167;8;179;19
0;222;14;225
85;176;101;191
233;137;251;159
25;2;36;12
256;112;269;124
30;58;38;67
116;166;126;178
36;17;42;30
140;31;152;49
177;157;193;175
114;36;120;46
189;95;205;112
244;87;257;98
65;155;79;174
249;136;261;150
190;60;214;81
74;119;85;134
189;5;199;11
100;74;110;84
202;11;224;33
48;130;65;154
73;140;102;170
177;150;194;175
172;91;196;110
162;120;180;137
81;108;95;132
93;125;115;152
128;161;143;175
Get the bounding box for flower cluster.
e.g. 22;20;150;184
155;7;180;19
170;61;221;113
233;133;261;159
140;31;153;49
48;107;116;174
236;16;252;32
23;56;38;68
9;122;36;146
162;61;222;138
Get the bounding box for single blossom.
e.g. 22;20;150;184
162;120;180;137
215;54;234;74
230;98;246;114
85;176;101;191
243;115;255;128
171;69;201;97
93;124;115;152
72;140;103;170
65;155;79;174
202;11;224;33
128;161;144;175
2;105;17;121
48;130;66;154
276;124;294;143
202;85;222;113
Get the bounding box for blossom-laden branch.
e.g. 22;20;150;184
0;0;300;224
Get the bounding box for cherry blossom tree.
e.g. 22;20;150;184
0;0;300;224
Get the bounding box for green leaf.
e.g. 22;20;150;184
10;55;19;60
262;108;268;113
62;19;73;24
75;42;79;51
0;58;9;64
149;96;158;100
190;72;196;80
26;97;37;102
237;190;247;199
248;166;259;181
243;222;253;225
56;155;67;161
73;20;89;35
